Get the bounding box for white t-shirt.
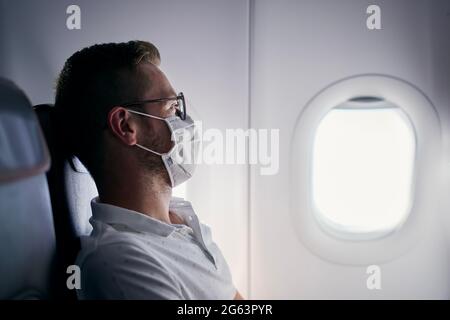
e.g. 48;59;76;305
75;197;236;300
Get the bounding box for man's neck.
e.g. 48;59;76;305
98;170;174;225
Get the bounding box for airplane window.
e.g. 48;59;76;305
312;100;416;238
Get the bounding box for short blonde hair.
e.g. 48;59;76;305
54;40;162;179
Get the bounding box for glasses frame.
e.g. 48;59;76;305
121;92;186;120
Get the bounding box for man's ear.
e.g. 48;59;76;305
107;106;138;146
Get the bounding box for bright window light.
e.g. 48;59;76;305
172;183;187;199
312;105;415;238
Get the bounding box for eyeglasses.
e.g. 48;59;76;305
121;92;186;120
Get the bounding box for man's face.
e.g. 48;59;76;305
132;63;178;173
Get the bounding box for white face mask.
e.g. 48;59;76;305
126;109;198;187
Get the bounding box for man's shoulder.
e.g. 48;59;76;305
76;227;160;271
75;234;183;300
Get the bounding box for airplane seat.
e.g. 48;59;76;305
64;156;97;237
34;104;96;238
0;78;56;299
34;104;98;300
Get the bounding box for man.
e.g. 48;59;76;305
55;41;243;299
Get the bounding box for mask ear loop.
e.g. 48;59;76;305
135;143;163;156
126;109;165;120
127;108;176;154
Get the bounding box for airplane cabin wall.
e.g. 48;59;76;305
250;0;450;299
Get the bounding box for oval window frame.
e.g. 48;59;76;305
290;74;441;265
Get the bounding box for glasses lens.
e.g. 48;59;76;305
177;94;186;120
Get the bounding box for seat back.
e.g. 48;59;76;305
64;156;97;236
0;78;56;299
34;104;96;239
34;104;98;300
